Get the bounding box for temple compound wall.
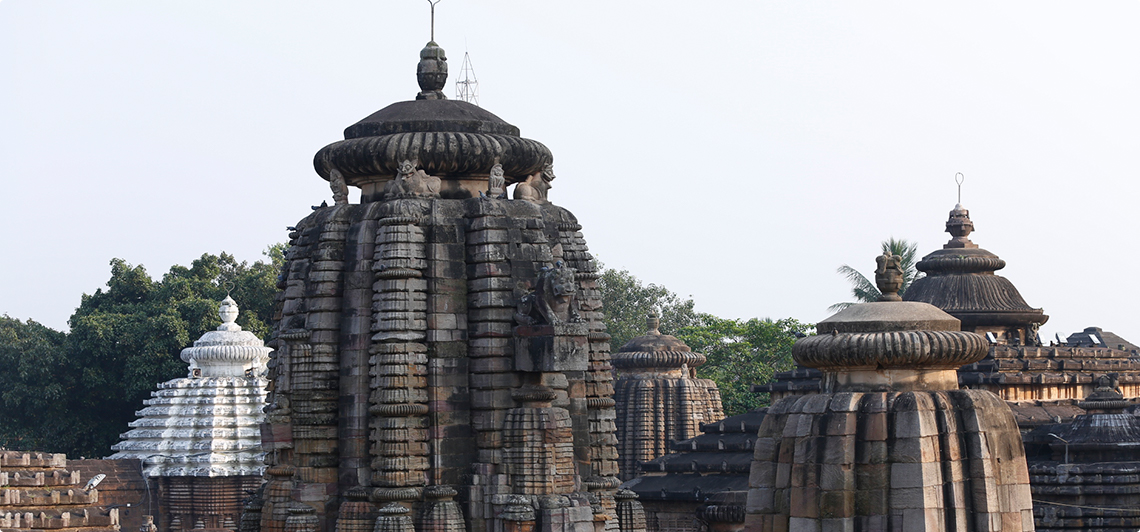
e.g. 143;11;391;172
0;451;123;532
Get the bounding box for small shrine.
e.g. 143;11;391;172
1027;376;1140;531
903;202;1047;345
613;313;724;481
110;296;270;531
745;254;1034;531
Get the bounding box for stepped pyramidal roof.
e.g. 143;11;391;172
110;296;270;477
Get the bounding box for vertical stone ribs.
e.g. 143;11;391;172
339;205;380;493
369;200;430;492
292;209;347;519
556;218;618;478
503;388;577;495
463;198;523;527
553;212;621;530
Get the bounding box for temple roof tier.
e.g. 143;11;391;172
904;203;1048;328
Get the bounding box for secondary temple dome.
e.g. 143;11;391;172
613;313;723;480
745;255;1034;531
903;203;1048;344
110;296;270;477
111;296;270;531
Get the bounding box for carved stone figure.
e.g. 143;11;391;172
384;159;441;199
329;168;349;206
484;163;506;199
874;251;904;301
515;260;580;326
513;163;555;204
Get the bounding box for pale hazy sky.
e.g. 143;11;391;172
2;2;1139;344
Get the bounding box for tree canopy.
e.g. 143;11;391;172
678;316;809;416
598;267;701;350
0;248;282;457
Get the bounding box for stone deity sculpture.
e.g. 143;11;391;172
513;163;555;204
384;159;441;199
514;260;580;326
328;168;349;206
485;163;506;199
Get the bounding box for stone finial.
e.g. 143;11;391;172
874;252;904;302
498;495;535;522
329;168;350;206
645;313;660;335
220;295;240;330
1079;373;1129;413
417;41;448;100
945;203;977;249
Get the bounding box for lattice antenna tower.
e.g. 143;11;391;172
456;51;479;106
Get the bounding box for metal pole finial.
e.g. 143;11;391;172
954;172;964;204
427;0;441;42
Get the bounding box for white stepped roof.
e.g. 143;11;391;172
110;297;271;477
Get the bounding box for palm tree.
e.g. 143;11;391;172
828;238;922;312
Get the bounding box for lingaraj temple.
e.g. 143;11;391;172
9;37;1140;532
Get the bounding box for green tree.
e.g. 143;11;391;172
597;267;810;416
0;248;282;457
677;316;810;416
598;267;701;352
0;316;72;452
829;238;922;312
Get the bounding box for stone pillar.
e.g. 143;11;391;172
373;504;415;532
340;204;381;493
417;485;467;532
464;197;523;530
286;506;321;532
261;466;296;532
613;490;646;532
503;386;576;495
296;208;349;528
369;199;431;497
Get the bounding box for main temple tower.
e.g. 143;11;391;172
251;40;634;532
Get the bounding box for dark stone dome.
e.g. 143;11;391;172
613;315;706;369
313;42;553;185
902;204;1047;329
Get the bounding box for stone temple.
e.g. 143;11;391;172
247;40;642;532
744;254;1034;531
111;296;271;531
612;314;724;482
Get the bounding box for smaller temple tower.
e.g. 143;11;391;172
613;313;723;481
111;296;271;531
903;203;1047;345
1028;376;1140;531
746;254;1034;531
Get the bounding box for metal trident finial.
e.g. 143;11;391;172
427;0;441;41
955;172;964;204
